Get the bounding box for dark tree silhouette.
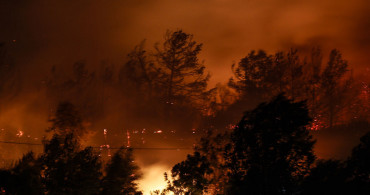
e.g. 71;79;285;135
166;95;316;194
119;40;160;99
225;94;315;195
302;131;370;195
320;49;350;127
303;47;322;120
0;152;43;195
347;131;370;194
117;41;166;130
0;169;10;194
100;148;142;195
228;50;276;105
166;151;212;195
162;131;230;194
155;30;210;105
165;132;230;194
41;133;102;195
47;101;87;138
226;48;358;131
286;49;304;100
301;160;350;195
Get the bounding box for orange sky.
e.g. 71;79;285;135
1;0;369;86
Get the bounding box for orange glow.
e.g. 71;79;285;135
126;130;131;148
16;130;24;137
138;163;171;195
0;1;369;193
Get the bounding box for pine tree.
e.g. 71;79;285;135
100;148;142;195
155;30;210;105
47;101;87;138
320;49;349;127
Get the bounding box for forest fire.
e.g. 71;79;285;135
0;0;369;194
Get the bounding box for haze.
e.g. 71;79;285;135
1;0;369;85
0;0;369;194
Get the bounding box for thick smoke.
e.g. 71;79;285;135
1;0;369;83
0;1;369;192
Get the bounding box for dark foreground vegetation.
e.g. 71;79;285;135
158;95;370;195
0;95;368;195
0;102;142;195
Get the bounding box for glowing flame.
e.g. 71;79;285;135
154;130;163;134
126;130;131;147
101;129;111;157
16;130;24;137
308;115;325;131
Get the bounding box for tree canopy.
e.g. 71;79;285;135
166;94;316;195
101;148;142;195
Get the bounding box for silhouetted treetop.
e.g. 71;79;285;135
226;94;316;194
320;49;350;127
41;133;102;195
166;94;316;195
0;152;43;195
155;30;210;104
101;148;142;195
347;131;370;193
47;101;86;138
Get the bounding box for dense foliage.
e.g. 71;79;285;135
164;95;369;195
0;102;142;195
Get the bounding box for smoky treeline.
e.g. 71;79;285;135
0;29;369;194
0;29;369;152
1;30;211;136
216;47;368;129
1;30;368;133
0;29;368;149
45;32;211;134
